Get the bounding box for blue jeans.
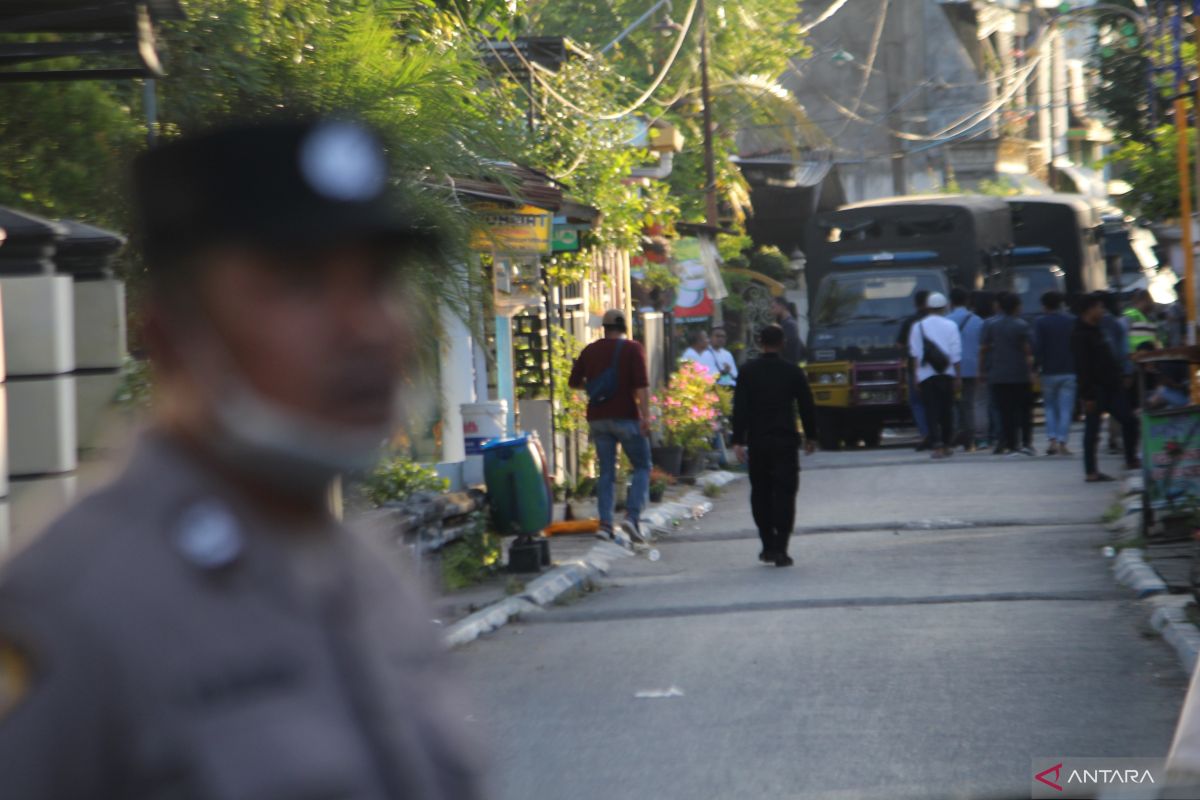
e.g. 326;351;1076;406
909;369;929;438
590;418;651;528
1041;373;1076;444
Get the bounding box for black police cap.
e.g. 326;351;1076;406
133;118;438;264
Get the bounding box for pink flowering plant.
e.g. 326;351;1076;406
652;361;722;452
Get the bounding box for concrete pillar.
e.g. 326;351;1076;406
438;300;476;464
2;275;76;477
73;278;127;448
7;377;75;476
1036;38;1052;169
495;314;516;436
1051;29;1069;166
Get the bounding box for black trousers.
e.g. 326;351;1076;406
748;437;800;556
1084;385;1139;475
919;375;955;449
993;382;1033;451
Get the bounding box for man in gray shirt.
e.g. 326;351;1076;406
980;292;1035;456
0;119;485;799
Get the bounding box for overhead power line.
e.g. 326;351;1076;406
507;0;701;122
798;0;851;34
834;0;889;138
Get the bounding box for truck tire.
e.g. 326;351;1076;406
862;424;883;448
816;409;841;451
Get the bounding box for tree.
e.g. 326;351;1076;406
0;0;527;301
1107;124;1192;221
517;0;813;225
0;78;144;227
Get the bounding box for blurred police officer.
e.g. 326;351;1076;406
0;118;485;799
731;324;818;567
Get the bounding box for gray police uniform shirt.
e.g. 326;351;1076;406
0;432;485;800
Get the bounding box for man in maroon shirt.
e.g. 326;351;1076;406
568;309;652;542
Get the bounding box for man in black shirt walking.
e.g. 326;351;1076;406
1073;293;1140;482
732;324;819;567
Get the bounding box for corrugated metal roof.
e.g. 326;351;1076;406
733;157;833;189
0;1;184;33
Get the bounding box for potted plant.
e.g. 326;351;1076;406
649;467;673;503
652;361;722;475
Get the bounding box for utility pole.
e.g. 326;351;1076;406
1048;27;1062;190
1173;9;1196;344
1192;10;1200;343
698;0;717;228
697;0;723;325
883;8;906;196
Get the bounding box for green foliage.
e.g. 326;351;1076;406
440;511;502;590
519;0;813;227
1092;44;1151;143
1090;3;1193;143
550;327;589;438
640;260;680;292
718;233;753;265
1;0;516;287
360;454;449;506
0;80;143;228
114;357;154;410
487;57;680;252
702;482;722;498
649;466;674;494
1107;124;1193;221
748;247;790;281
160;1;514;255
975;177;1022;197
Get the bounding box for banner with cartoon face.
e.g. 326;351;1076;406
671;236;727;319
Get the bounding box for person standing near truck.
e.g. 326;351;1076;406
946;288;983;451
908;292;962;459
897;290;932;450
771;296;805;364
1033;291;1076;455
980;292;1035;456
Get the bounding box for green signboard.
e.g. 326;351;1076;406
1143;407;1200;512
551;222;585;253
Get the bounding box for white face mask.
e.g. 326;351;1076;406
204;361;391;496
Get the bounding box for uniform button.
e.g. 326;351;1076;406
175;501;243;569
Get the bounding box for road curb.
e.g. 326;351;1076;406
443;476;738;648
1149;596;1200;674
1111;547;1200;673
1113;548;1169;598
444;540;633;648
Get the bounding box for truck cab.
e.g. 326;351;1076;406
804;196;1012;449
985;245;1066;320
1005;194;1105;301
807;261;947;447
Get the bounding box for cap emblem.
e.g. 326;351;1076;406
299;122;387;202
175;501;244;570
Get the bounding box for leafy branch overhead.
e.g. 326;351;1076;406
0;0;816;277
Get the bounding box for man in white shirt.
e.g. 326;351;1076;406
681;329;719;379
908;292;963;459
710;327;738;387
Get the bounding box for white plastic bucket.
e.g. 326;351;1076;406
461;400;507;485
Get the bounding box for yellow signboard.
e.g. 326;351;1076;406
470;203;553;255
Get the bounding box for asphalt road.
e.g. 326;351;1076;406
452;441;1189;800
